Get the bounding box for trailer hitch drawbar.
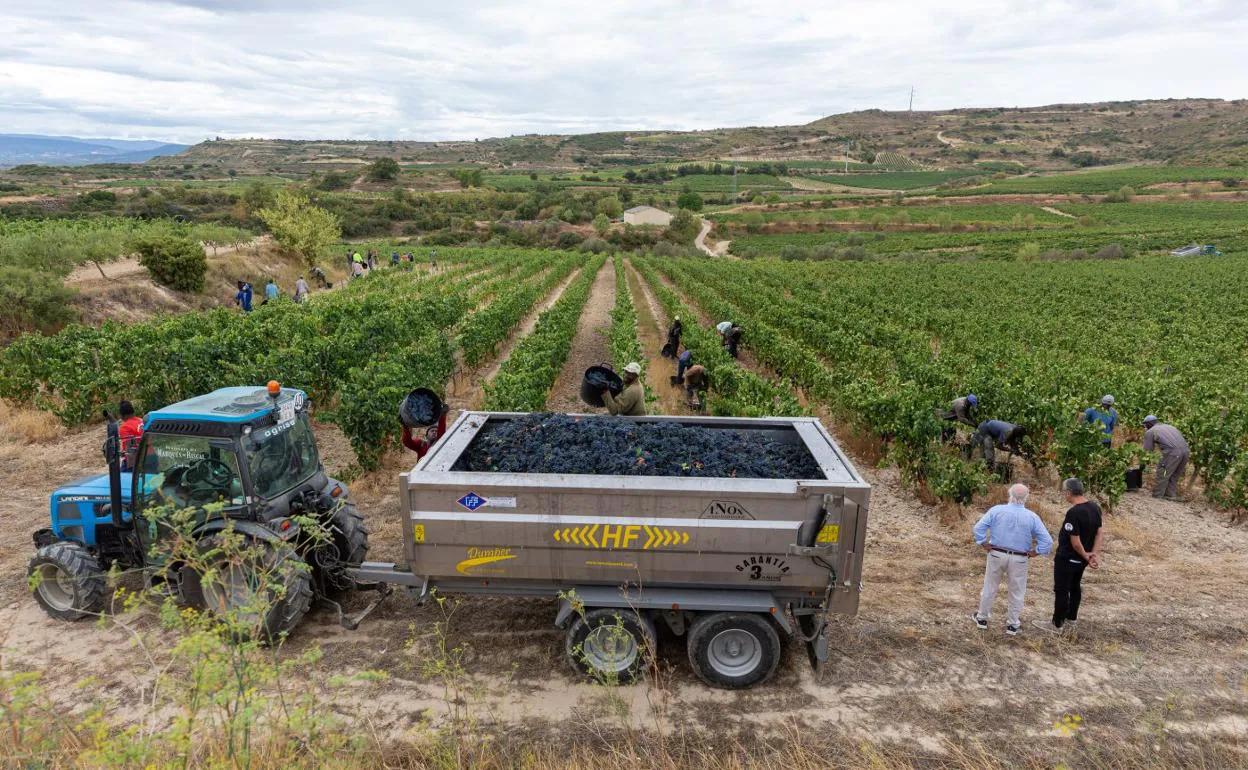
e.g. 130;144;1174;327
323;581;392;631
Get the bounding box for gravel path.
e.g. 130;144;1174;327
544;259;615;413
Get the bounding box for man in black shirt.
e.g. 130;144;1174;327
1035;478;1103;633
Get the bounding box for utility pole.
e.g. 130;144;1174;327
843;142;850;173
909;86;916;112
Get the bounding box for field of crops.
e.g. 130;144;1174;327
637;254;1248;509
5;231;1248;512
936;165;1246;196
711;203;1070;227
797;171;981;190
664;173;790;192
729;198;1248;260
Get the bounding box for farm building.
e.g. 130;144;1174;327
623;205;672;226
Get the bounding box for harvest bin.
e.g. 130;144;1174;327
351;412;870;689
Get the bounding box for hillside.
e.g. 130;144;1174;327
0;134;190;167
155;98;1248;176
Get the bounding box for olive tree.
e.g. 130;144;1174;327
257;190;342;269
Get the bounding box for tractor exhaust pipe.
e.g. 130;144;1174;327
103;410;129;530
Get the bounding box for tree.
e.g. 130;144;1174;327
454;168;484;188
317;171;353;191
663;209;700;244
0;266;77;340
595;196;623;218
131;233;208;293
257;189;342;269
368;157;400;181
676;189;703;212
592;213;610;236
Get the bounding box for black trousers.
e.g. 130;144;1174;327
1053;557;1088;627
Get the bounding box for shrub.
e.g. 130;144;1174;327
131;233;208;292
367;157;400;181
554;231;584;250
1094;243;1127;259
0;266;78;340
650;241;686;257
579;237;612;254
676;189;703;212
779;245;811;261
317;171;353;191
1017;242;1041;262
595;196;623;218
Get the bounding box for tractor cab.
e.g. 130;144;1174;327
30;382;369;638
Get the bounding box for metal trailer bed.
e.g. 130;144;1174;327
352;411;870;688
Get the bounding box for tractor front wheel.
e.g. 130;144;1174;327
28;542;108;621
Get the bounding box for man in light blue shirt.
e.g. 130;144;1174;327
971;483;1053;636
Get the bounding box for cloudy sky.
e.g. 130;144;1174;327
1;0;1244;143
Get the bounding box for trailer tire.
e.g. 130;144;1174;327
188;535;314;644
565;608;655;684
28;542;108;621
687;612;781;689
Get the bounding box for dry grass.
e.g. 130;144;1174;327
0;400;66;444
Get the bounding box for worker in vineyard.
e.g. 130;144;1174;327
1033;478;1102;634
391;251;401;267
233;280;253;313
973;420;1026;469
602;362;646;416
118;400;144;472
1142;415;1189;499
264;278;280;303
401;400;449;460
311;266;329;288
684;363;708;409
664;316;683;357
294;276;310;303
724;324;743;359
676;349;693;381
971;483;1052;636
943;394;979;428
1083;395;1118;447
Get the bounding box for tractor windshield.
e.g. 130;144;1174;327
136;435;245;512
246;412;320;498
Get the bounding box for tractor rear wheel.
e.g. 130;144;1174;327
314;503;369;593
28;542;108;621
189;535;313;644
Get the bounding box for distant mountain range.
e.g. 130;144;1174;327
0;134;190;166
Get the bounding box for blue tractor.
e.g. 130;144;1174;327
29;382;370;639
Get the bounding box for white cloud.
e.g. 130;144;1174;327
0;0;1244;142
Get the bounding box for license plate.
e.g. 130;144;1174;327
278;402;295;424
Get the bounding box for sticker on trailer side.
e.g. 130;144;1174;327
483;496;516;509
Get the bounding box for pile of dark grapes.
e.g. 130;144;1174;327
453;413;823;479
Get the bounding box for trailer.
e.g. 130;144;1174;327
352;411;870;689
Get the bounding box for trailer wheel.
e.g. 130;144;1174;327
687;612;781;689
188;536;314;644
565;608;656;684
28;542;108;621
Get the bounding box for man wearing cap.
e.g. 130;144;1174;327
944;394;979;428
971;483;1053;636
1143;415;1189;499
665;316;683;357
1083;395;1119;447
602;362;646;416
